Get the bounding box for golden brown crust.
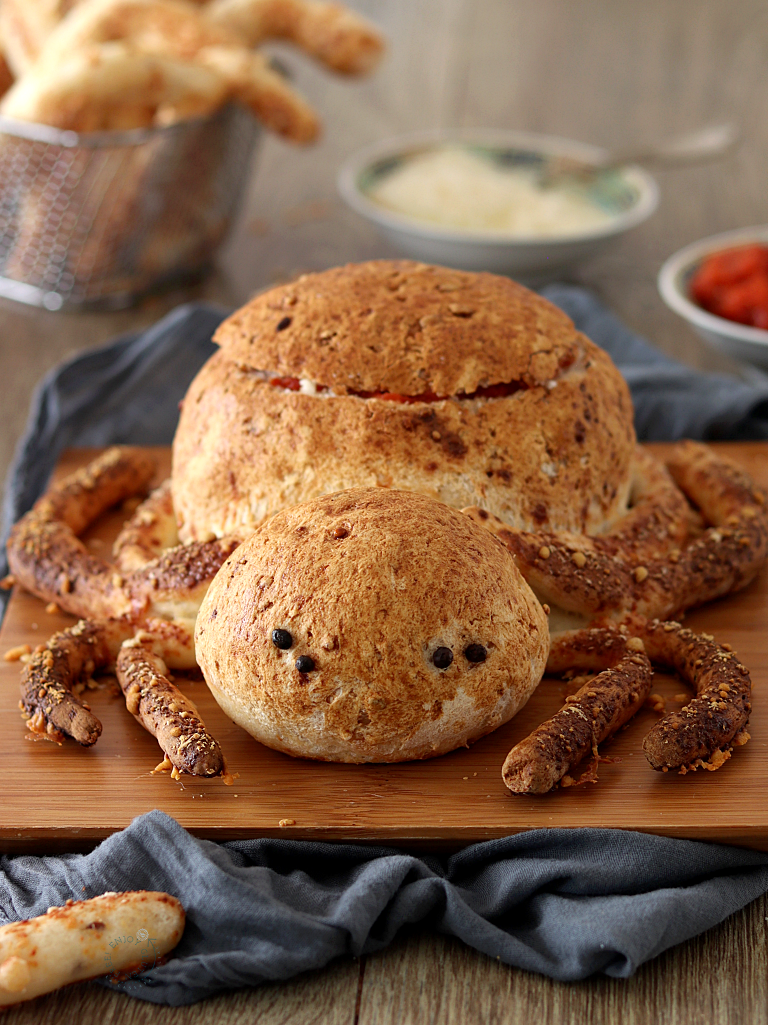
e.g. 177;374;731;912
173;288;635;541
196;487;550;763
502;618;753;793
127;536;241;616
8;515;134;620
212;260;629;398
598;446;690;558
28;446;156;538
641;619;752;772
195;45;319;141
7;447;156;621
7;446;240;628
502;631;652;794
113;478;179;571
468;441;768;623
18;617;146;744
19;619;117;746
117;640;225;776
0;0;326;139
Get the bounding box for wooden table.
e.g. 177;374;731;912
2;0;768;1021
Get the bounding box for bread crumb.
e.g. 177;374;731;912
279;818;296;827
647;693;666;713
4;644;31;662
45;602;60;615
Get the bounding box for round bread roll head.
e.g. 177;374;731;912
196;487;550;763
172;260;636;543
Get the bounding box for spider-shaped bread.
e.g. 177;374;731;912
6;440;766;790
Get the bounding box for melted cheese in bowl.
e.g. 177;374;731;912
365;145;615;238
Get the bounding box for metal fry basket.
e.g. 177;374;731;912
0;104;260;310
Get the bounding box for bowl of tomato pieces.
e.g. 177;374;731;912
658;226;768;368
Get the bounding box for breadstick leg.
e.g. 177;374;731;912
112;479;179;571
7;446;239;629
7;447;156;620
641;620;751;773
465;443;768;623
31;447;156;536
503;632;652;794
117;639;226;777
0;891;184;1007
19;619;133;746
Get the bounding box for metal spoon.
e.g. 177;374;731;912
539;122;740;187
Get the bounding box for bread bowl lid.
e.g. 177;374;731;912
212;260;595;397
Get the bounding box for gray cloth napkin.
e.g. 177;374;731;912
1;810;768;1005
3;287;768;1002
541;284;768;441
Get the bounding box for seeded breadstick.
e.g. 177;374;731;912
467;441;768;624
113;478;179;570
502;631;652;794
19;619;132;746
641;619;751;773
7;447;156;621
117;639;225;777
0;891;184;1007
7;448;240;646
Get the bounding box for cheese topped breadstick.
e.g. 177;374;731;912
0;891;185;1006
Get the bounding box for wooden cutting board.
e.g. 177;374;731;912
1;444;767;854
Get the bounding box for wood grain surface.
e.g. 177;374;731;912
1;443;767;855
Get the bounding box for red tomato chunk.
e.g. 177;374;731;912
690;244;768;329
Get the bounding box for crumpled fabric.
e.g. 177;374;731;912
1;810;767;1004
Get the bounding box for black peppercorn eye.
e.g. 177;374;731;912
432;646;453;670
464;643;487;664
295;655;316;673
272;629;293;650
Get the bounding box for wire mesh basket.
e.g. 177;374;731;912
0;103;260;310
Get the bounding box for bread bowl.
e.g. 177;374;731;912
172;260;636;542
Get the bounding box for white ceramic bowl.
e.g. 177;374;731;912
337;129;659;282
658;226;768;370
